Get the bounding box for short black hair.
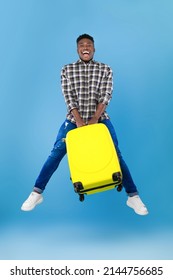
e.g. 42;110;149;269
76;34;94;44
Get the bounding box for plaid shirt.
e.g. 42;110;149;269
61;59;113;124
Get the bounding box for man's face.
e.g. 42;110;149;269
77;38;95;62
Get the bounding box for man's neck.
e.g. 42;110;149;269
79;58;93;64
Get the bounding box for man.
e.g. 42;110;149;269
21;34;148;215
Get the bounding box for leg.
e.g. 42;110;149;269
34;120;77;193
21;120;77;211
101;119;138;195
101;119;148;215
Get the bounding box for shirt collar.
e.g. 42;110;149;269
77;59;94;65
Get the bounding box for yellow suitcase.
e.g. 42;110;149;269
66;123;123;201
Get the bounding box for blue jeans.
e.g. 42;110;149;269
34;119;138;196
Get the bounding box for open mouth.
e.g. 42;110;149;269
82;51;90;55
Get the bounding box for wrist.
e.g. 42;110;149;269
92;115;99;122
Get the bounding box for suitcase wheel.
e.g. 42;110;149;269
117;184;123;192
112;172;122;183
74;182;83;193
79;194;85;202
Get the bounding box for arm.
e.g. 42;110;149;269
88;103;106;125
88;65;113;125
99;65;113;106
61;67;77;112
61;67;85;127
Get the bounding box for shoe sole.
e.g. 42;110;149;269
126;201;149;216
21;197;43;211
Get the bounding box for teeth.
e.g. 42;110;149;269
83;51;89;54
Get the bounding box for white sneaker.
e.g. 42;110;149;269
126;195;148;215
21;192;43;211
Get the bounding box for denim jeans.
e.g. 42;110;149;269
34;119;138;196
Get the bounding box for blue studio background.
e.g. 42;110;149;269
0;0;173;259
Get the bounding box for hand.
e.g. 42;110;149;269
71;108;85;127
76;120;86;127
